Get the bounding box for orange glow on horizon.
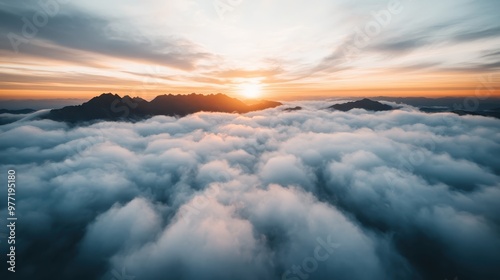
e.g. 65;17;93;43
0;63;498;100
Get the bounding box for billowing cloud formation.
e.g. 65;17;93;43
1;0;499;98
1;101;500;280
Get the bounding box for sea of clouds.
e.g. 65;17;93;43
0;101;499;280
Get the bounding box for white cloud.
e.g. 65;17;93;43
1;102;499;279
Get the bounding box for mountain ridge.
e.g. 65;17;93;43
329;98;394;111
44;93;282;123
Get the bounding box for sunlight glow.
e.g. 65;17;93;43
239;82;263;99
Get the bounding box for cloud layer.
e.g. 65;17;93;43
1;101;500;280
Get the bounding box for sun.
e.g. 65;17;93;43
239;82;263;99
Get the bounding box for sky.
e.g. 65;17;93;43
0;0;499;100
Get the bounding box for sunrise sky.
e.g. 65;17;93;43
0;0;499;100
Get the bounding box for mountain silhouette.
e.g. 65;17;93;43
329;98;393;111
45;93;282;123
283;106;302;112
0;109;36;114
450;109;500;119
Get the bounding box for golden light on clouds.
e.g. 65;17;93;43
0;0;499;100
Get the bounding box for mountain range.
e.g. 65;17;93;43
2;95;499;125
44;93;282;123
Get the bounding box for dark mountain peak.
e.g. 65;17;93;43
93;92;120;99
122;95;147;104
283;106;302;112
44;93;282;123
329;98;393;112
85;93;122;106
